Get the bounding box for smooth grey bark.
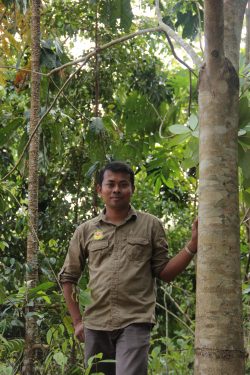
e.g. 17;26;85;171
195;0;245;373
22;0;41;374
224;0;248;70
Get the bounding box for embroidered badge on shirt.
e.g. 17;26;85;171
93;230;104;240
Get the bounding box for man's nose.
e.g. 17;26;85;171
113;185;121;193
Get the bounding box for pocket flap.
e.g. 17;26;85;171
127;237;149;246
89;240;109;251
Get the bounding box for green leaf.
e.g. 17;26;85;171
53;351;67;367
85;161;100;180
188;114;198;130
0;119;22;147
182;158;197;170
28;281;55;299
0;241;8;251
239;150;250;179
124;92;158;134
165;178;175;189
154;176;162;195
238;129;246;136
46;327;57;345
79;288;92;313
121;0;133;31
0;194;6;213
63;316;74;335
167;133;190;147
100;0;121;29
242;191;250;207
0;284;6;304
90;117;105;135
0;365;13;375
239;96;250;128
168;125;191;135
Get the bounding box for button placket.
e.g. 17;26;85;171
109;226;121;327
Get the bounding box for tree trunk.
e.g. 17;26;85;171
22;0;41;374
224;0;248;71
247;0;250;64
195;1;245;373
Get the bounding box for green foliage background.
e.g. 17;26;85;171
0;0;249;374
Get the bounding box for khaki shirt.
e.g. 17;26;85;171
59;207;169;330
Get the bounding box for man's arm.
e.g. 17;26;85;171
159;219;198;283
63;282;84;342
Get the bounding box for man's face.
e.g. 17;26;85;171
97;170;134;210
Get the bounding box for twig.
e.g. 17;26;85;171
240;208;250;226
163;31;198;78
49;76;90;121
188;69;192;116
155;0;202;68
161;286;193;325
156;302;194;335
48;27;162;76
0;65;47;77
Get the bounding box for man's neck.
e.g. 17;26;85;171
104;206;130;224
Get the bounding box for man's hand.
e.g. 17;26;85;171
74;321;85;342
187;217;198;253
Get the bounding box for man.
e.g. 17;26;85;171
59;161;198;375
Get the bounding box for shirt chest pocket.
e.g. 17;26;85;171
127;237;151;261
88;240;109;265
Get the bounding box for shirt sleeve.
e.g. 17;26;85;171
58;226;86;284
151;218;169;277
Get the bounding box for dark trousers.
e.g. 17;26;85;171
84;323;151;375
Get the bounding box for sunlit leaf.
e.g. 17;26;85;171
168;125;191;135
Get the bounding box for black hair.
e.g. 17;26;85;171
98;161;135;187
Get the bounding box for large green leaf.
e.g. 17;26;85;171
121;0;133;31
167;133;190;147
28;281;55;299
123;92;158;134
239;96;250;128
0;118;22;147
239;149;250;180
242;191;250;207
100;0;133;31
188;114;198;131
169;124;191;135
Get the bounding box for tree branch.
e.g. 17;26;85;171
204;0;224;73
156;302;194;335
161;286;193;325
0;65;47;76
155;0;202;67
48;27;162;76
162;31;198;77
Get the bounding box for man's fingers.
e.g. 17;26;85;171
76;332;85;342
74;322;85;342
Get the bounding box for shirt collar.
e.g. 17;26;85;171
95;205;137;224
